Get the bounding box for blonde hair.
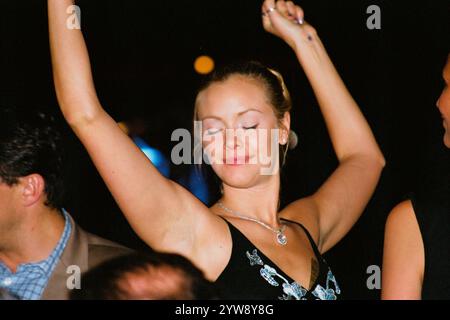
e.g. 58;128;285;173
194;61;294;164
192;61;296;200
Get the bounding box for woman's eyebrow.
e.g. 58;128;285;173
200;115;223;121
237;108;263;117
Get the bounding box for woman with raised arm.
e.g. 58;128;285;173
48;0;385;300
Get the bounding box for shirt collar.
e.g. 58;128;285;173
1;209;72;277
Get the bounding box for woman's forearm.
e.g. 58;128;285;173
292;32;385;165
48;0;102;126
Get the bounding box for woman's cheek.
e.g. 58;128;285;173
203;136;225;165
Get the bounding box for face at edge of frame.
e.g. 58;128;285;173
436;56;450;148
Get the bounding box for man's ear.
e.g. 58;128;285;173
20;174;45;207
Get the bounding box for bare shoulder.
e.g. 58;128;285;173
385;199;424;256
382;199;424;299
385;200;418;236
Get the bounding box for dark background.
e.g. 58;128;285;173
1;0;449;299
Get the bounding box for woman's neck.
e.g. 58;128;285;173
216;175;281;227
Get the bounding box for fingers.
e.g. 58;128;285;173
261;0;313;43
286;1;297;19
263;1;305;24
285;1;305;25
275;0;289;17
294;5;305;24
261;0;275;31
262;0;276;13
262;11;272;31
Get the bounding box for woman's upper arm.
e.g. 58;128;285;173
307;155;384;253
381;200;424;300
71;108;218;256
47;0;228;266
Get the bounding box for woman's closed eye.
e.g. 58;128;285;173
205;128;223;135
205;125;257;135
242;124;258;130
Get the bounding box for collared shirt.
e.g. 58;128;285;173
0;209;72;300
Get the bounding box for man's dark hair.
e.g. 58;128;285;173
70;252;219;300
0;105;65;209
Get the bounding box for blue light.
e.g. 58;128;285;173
132;136;170;178
132;135;209;204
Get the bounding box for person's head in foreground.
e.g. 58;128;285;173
70;252;218;300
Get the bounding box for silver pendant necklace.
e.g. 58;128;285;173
217;201;288;246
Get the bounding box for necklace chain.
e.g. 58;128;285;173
217;201;288;246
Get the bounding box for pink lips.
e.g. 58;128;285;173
223;155;250;165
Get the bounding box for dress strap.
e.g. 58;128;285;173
280;218;323;261
218;215;251;248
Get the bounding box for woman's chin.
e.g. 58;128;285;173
216;166;262;187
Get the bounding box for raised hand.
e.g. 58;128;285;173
262;0;316;50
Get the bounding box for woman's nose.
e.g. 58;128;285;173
227;130;249;157
225;129;238;149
